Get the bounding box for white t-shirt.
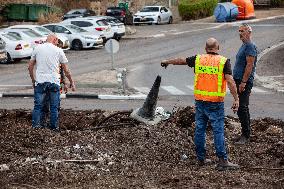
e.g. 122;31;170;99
31;42;68;86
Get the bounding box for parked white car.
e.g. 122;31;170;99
95;16;125;41
0;32;33;63
3;28;46;48
61;17;114;42
133;6;173;25
42;23;103;50
8;25;70;50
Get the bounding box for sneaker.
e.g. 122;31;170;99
198;158;213;166
216;159;240;171
234;135;249;145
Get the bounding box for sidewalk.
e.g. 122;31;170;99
255;42;284;93
124;8;284;39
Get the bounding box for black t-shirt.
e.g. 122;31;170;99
186;53;232;75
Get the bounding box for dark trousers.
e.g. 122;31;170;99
234;79;253;138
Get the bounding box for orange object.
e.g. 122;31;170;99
194;54;227;102
232;0;255;20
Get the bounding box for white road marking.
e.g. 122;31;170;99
151;34;165;38
172;24;225;35
186;85;194;90
98;94;146;100
134;85;269;95
250;24;284;27
161;86;186;95
251;87;267;93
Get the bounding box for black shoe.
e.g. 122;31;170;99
198;158;213;166
234;135;249;145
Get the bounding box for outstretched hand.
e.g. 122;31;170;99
161;61;168;69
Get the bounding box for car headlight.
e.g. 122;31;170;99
134;14;138;17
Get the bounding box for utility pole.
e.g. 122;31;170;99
169;0;172;8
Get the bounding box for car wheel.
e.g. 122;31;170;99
114;33;121;41
156;17;161;25
72;39;83;50
168;16;173;24
134;23;139;26
147;23;152;25
1;53;12;64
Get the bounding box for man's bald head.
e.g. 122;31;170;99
205;38;219;53
46;33;58;46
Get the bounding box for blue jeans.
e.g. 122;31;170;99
32;82;60;130
194;100;227;161
41;95;61;129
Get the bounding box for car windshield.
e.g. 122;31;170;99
35;26;51;35
66;9;84;15
96;20;109;26
22;30;42;37
6;32;23;40
106;18;121;24
65;24;87;33
140;7;159;12
1;33;21;41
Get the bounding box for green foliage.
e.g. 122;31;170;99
178;0;218;20
271;0;284;7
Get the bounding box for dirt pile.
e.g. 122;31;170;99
0;108;284;188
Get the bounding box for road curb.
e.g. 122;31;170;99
255;41;284;93
123;15;284;39
0;92;147;100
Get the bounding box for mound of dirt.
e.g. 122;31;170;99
0;108;283;188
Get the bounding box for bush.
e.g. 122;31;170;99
271;0;284;7
38;11;62;24
178;0;218;20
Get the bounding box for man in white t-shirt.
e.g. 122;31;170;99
28;34;75;131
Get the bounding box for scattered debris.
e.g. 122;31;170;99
0;108;283;188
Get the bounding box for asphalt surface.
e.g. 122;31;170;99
0;9;284;120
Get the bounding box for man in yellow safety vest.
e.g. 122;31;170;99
161;38;239;171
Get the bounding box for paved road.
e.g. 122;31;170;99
0;93;283;119
0;17;284;120
127;17;284;95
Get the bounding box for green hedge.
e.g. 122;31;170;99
271;0;284;7
178;0;218;20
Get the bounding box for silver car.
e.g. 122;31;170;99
43;23;103;50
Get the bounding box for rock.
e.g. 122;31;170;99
277;141;284;145
125;26;136;35
0;164;9;171
266;126;282;135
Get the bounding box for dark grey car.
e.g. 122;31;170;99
63;9;96;20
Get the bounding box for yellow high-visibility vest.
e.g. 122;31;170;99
194;54;227;102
